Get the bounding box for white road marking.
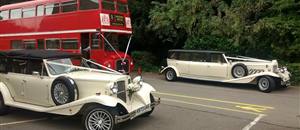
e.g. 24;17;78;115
242;114;265;130
0;118;48;126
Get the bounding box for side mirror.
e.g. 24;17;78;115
229;60;232;64
32;71;40;76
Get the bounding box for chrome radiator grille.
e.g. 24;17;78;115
117;81;127;103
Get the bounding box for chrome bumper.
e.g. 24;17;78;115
115;98;161;124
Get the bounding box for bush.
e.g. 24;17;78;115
184;35;238;54
286;63;300;86
131;51;159;72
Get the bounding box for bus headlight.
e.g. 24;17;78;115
109;82;118;94
107;63;111;68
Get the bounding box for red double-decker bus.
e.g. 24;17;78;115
0;0;134;73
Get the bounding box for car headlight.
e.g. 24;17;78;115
110;82;118;94
278;67;287;73
133;76;143;88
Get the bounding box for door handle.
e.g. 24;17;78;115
5;78;9;81
22;80;27;83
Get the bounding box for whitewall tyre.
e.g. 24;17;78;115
257;76;275;93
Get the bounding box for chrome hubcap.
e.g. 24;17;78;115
88;110;112;130
53;83;69;104
259;78;270;91
166;71;174;80
234;66;245;78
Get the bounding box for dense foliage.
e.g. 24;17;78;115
129;0;299;84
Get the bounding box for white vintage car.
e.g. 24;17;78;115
0;50;160;130
161;50;291;93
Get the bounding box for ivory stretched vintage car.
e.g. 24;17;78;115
161;50;291;93
0;50;159;130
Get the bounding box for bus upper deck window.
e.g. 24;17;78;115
23;7;36;18
62;0;77;12
102;0;115;11
79;0;99;10
37;5;45;16
0;10;9;20
10;9;22;19
117;2;128;13
45;3;60;15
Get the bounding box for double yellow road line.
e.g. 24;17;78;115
154;92;274;115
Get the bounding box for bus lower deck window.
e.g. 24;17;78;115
24;40;36;49
46;39;60;49
62;39;79;49
11;40;23;49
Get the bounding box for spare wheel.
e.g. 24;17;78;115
51;76;78;105
231;63;248;78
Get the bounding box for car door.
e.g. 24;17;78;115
204;53;228;80
175;52;191;76
5;58;28;103
24;60;53;106
189;52;209;78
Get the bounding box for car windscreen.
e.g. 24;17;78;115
46;58;73;75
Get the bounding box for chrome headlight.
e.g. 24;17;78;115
133;76;143;89
109;82;118;94
278;67;287;73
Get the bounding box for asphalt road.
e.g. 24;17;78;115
0;73;299;130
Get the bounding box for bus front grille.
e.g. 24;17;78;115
116;59;129;73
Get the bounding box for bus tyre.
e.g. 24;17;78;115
0;92;8;115
83;105;115;130
231;64;248;78
51;77;78;105
165;69;177;81
257;76;276;93
141;94;155;117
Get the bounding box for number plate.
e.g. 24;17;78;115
133;104;151;118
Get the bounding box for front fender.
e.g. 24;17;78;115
160;66;179;76
224;72;281;84
46;95;127;115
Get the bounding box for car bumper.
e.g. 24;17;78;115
115;97;160;124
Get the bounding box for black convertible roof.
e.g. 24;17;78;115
0;50;81;60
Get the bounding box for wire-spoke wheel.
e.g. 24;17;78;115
53;83;70;105
84;107;115;130
51;76;78;105
257;76;275;93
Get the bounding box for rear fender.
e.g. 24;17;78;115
0;82;14;105
160;66;179;77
